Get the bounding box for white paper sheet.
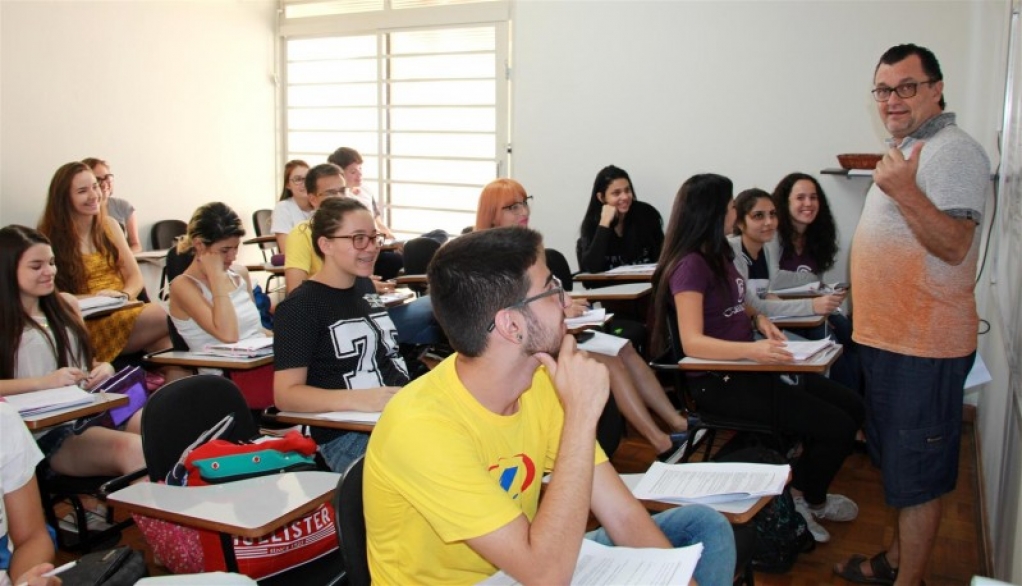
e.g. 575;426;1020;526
565;308;609;329
603;263;657;275
478;539;702;585
633;462;789;504
577;330;629;357
4;385;93;415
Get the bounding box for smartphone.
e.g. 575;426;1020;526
576;331;596;343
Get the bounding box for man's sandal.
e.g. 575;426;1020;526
834;551;898;585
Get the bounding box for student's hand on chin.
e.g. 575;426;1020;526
534;335;609;419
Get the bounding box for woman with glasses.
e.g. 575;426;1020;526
37;162;174;365
169;203;269;354
83;158;141;253
772;173;860;393
274;197;409;472
577;165;664;274
270;159;312;254
476;179;694;461
651;173;864;543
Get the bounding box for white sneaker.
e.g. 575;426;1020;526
807;493;859;522
792;495;830;543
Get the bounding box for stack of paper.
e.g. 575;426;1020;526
79;295;127;317
604;263;657;275
564;308;611;329
783;339;836;361
479;539;702;585
633;461;789;505
379;290;414;305
203;336;274;358
770;281;845;296
5;385;93;416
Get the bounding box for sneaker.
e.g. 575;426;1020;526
59;509;112;535
792;495;831;543
657;431;689;464
806;493;859;522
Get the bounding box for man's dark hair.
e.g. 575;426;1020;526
427;227;542;357
876;43;946;110
305;163;343;195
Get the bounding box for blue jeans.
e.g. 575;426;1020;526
318;432;370;473
586;505;736;586
388;296;441;345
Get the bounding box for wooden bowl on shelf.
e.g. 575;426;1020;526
837;153;883;170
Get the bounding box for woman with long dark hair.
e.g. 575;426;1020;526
37;162;171;364
0;225;144;478
577;165;663;273
651;174;864;544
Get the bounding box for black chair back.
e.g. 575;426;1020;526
151;219;187;250
402;237;442;275
545;248;574;292
333;457;369;586
140;375;259;482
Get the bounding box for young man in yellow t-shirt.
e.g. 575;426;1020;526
365;227;736;585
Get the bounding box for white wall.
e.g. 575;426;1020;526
512;0;1007;284
0;0;278;264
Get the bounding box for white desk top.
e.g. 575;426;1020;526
571;282;652;299
21;392;129;430
108;471;340;538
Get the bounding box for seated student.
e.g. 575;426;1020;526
650;174;864;543
771;174;860;392
270;159;312;254
0;402;60;586
0;225;145;478
274;198;409;472
476;178;693;461
37;162;173;365
727;188;846;322
285;163;439;346
83;157;141;253
577;165;663;274
169;202;269;352
365;227;736;585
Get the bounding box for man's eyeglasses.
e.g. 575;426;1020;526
501;196;533;216
290;175;306;185
96;174;114;184
487;275;565;332
871;80;937;102
324;232;386;250
319;187;348;198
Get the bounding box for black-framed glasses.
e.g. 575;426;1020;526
501;196;533;216
319;187;348;197
487;275;565;332
324;232;386;250
96;174;114;184
289;175;306;185
871;80;937;102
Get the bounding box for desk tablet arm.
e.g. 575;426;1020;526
100;468;149;495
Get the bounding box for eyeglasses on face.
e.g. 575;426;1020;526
96;174;114;184
289;175;306;185
324;232;385;250
501;195;534;216
487;274;565;332
871;80;936;102
318;187;348;198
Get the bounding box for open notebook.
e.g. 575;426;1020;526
203;336;274;358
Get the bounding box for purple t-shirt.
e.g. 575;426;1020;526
778;246;819;274
669;252;753;343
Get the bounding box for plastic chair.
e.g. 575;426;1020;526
150;219;187;250
400;237;442;295
332;456;369;586
252;209;281;292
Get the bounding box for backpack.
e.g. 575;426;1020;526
714;445;815;573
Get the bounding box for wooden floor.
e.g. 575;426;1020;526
611;423;984;586
58;423;984;585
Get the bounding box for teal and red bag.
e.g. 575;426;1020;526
134;422;337;580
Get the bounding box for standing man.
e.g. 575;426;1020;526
365;227;736;585
837;44;990;585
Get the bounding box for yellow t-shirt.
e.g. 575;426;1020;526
284;221;322;277
364;355;607;585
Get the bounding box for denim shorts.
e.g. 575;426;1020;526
861;345;973;508
318;431;370;473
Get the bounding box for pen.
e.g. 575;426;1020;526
42;560;78;578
